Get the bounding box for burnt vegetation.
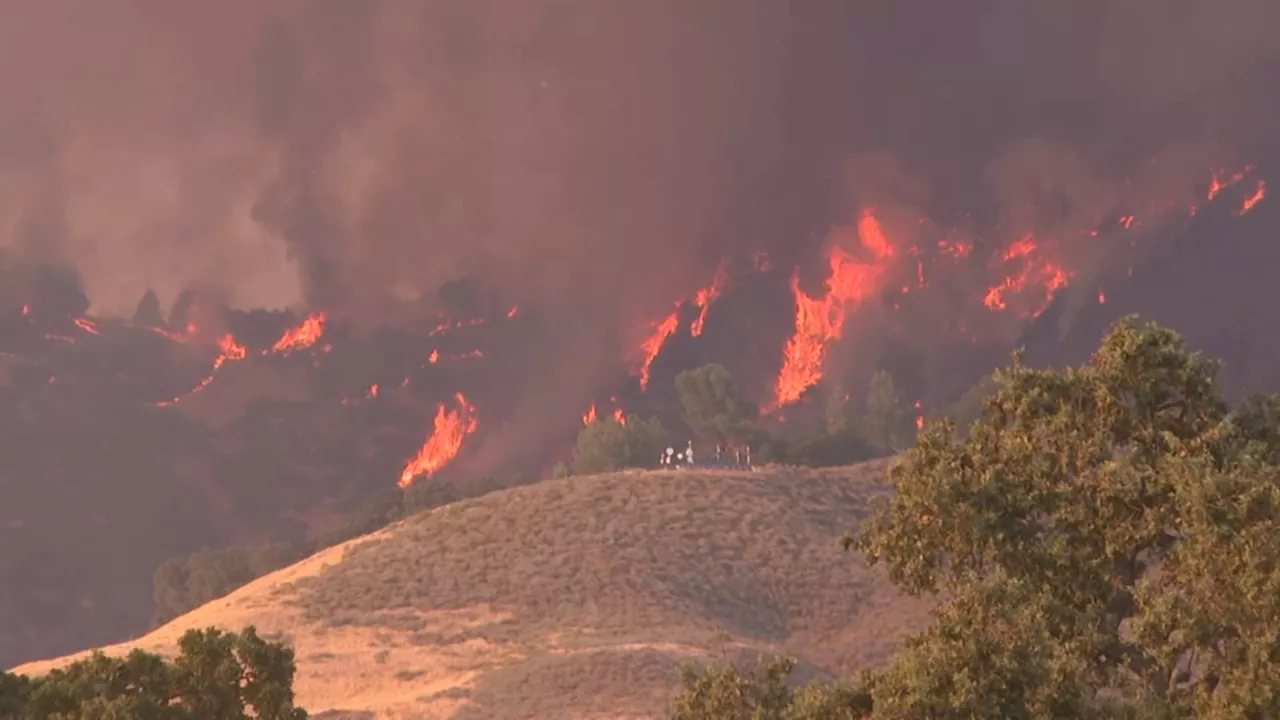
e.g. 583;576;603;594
5;317;1280;718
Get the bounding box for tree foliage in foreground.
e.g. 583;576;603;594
671;316;1280;718
0;626;307;719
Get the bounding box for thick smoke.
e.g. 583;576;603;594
0;0;788;322
0;0;1277;401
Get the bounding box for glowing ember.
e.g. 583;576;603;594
268;312;326;355
398;393;478;488
770;210;895;410
73;318;100;335
636;308;680;391
751;250;772;272
937;239;973;259
429;317;485;337
690;262;729;337
428;349;439;364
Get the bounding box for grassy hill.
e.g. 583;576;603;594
12;461;932;719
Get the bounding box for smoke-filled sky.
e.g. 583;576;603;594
0;0;1277;325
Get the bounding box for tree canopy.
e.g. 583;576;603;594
0;626;307;719
675;363;759;444
570;415;670;475
671;316;1280;718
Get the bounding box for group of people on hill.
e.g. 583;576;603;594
659;440;751;469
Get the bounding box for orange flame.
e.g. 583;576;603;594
1209;167;1250;200
1240;180;1266;215
982;235;1072;317
268;312;326;354
613;408;626;425
770;211;895;410
582;404;597;425
212;334;248;369
398;393;478;487
636;309;680;391
73;318;100;335
155;333;247;406
690;262;729;337
428;349;439;364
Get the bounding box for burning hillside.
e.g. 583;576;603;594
3;0;1280;675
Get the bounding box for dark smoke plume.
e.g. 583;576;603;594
1;0;1278;403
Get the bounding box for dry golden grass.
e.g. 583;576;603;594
12;461;933;719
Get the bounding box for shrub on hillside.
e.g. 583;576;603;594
313;486;406;550
669;656;870;719
787;429;882;467
570;415;669;475
0;626;307;719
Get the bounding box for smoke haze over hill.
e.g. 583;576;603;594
2;0;1275;310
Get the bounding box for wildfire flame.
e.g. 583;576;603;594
981;235;1072;317
1209;167;1250;200
690;262;729;337
1240;180;1266;215
73;318;100;335
268;312;326;355
398;392;478;488
155;333;247;406
770;210;895;410
636;308;680;391
581;403;626;426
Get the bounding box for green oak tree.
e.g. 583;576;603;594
0;626;307;719
669;316;1280;718
850;316;1280;717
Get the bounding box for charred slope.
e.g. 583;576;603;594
0;308;516;668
